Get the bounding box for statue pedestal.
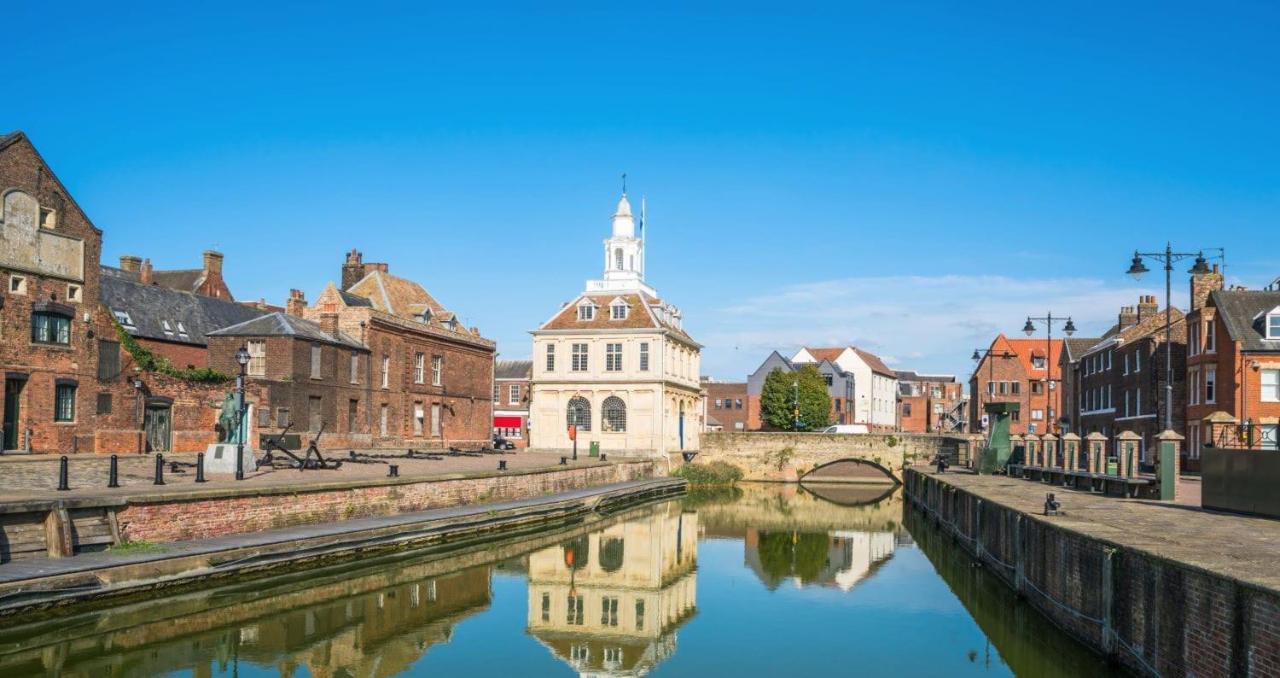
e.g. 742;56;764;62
205;443;257;475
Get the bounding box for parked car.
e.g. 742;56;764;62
492;435;517;450
821;424;869;434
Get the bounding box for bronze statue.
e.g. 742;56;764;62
217;392;241;444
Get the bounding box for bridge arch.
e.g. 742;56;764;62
799;458;900;485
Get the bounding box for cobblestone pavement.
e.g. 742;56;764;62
917;469;1280;592
0;449;633;502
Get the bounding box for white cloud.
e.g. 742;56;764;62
695;274;1178;381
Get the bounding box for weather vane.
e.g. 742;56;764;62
621;172;627;195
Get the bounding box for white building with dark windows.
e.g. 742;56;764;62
528;192;702;457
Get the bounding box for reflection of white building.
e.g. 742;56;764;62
829;531;898;591
529;192;703;457
527;503;698;676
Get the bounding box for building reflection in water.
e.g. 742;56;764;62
525;502;698;676
744;528;899;591
0;562;494;677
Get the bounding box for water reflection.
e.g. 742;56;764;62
0;484;1120;677
526;502;697;676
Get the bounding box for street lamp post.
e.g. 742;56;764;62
1022;313;1076;444
1126;244;1215;432
792;379;801;431
234;345;251;481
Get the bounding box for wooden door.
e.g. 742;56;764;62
144;405;171;453
2;379;21;450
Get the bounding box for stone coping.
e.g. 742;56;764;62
0;457;656;514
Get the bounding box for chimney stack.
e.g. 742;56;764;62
140;259;154;285
202;250;224;276
319;312;340;337
341;249;366;290
1118;305;1137;330
1190;262;1225;311
119;255;142;272
1137;295;1159;320
287;289;307;317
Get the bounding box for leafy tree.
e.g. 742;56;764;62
760;365;832;431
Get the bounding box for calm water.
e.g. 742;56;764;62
0;484;1121;677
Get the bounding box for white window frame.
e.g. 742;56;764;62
1205;366;1216;404
508;383;520;405
414;352;425;384
639;342;649;371
609;299;628;320
247;340;267;377
577;302;596;321
1268;312;1280;340
545;343;556;372
1262;369;1280;403
605;343;623;372
1189;367;1200;405
571;343;589;372
1205;321;1215;353
431;355;443;386
381;355;390;389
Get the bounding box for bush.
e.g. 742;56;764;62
672;461;743;486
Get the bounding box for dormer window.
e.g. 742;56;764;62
161;320;174;337
1268;308;1280;340
609;299;629;320
577;301;596;321
416;308;433;324
113;310;135;328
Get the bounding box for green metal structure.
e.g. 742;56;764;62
978;402;1020;474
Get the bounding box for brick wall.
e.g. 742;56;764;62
117;460;658;543
907;469;1280;676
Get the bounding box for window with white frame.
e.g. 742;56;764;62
1205;366;1216;404
509;383;520;405
571;343;588;372
247;340;266;376
1189;367;1200;405
639;342;649;371
381;355;390;389
414;353;425;383
492;383;499;403
1189;322;1200;356
577;301;596;321
602;396;626;432
609;299;628;320
1268;310;1280;340
1205;321;1215;352
1262;369;1280;402
1134;351;1141;372
606;343;622;371
431;356;442;386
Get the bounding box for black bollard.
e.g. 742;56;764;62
407;449;416;459
560;456;568;465
154;454;166;485
349;450;358;460
57;456;70;491
108;454;120;488
498;459;507;471
599;453;607;462
195;452;207;483
388;464;399;478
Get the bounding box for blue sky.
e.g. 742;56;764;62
8;2;1279;380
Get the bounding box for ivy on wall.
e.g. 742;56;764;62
112;319;232;383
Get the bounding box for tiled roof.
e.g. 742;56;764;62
541;292;695;343
1211;289;1280;353
806;348;846;363
345;270;477;336
1084;308;1185;356
986;334;1065;376
101;270;265;346
1062;337;1102;362
495;359;532;380
853;348;896;377
207;312;365;349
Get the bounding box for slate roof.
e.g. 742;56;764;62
495;359;532;380
895;370;956;383
207;312;366;350
101;269;265;345
1211;289;1280;353
1062;337;1103;362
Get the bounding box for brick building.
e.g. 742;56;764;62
1186;280;1280;465
116;249;234;301
745;352;855;430
702;378;748;432
1058;336;1103;435
968;334;1064;436
208;312;372;448
1072;296;1187;463
895;371;966;433
304;250;496;449
493;359;531;447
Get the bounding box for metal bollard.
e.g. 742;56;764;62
407;449;416;458
154;454;166;486
560;456;568;465
599;453;607;462
57;456;70;491
349;450;359;459
108;454;120;488
498;459;507;471
388;464;399;478
195;452;207;483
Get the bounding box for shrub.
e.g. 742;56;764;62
672;461;743;486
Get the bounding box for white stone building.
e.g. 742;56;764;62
529;192;702;456
792;347;899;431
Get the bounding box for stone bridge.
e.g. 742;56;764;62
691;431;979;483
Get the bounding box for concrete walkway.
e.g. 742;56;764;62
919;469;1280;593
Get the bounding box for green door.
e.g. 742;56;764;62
3;379;22;450
144;405;171;453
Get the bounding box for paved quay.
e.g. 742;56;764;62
0;450;624;504
916;467;1280;593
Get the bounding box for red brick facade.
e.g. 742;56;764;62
969;335;1063;436
704;380;748;432
897;375;965;433
493;360;530;448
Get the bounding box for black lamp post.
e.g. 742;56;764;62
1022;313;1075;439
1126;244;1216;432
234;345;250;480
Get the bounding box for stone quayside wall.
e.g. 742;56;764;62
119;461;658;543
905;469;1280;677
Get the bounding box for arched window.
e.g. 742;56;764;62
567;396;591;431
599;537;625;572
602;396;626;432
614;248;624;270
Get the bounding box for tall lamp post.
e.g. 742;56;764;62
1022;313;1076;438
1126;245;1215;431
234;345;250;481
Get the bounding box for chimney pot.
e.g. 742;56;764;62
119;255;142;272
286;289;307;317
140;259;154;285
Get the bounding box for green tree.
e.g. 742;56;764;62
760;365;832;431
